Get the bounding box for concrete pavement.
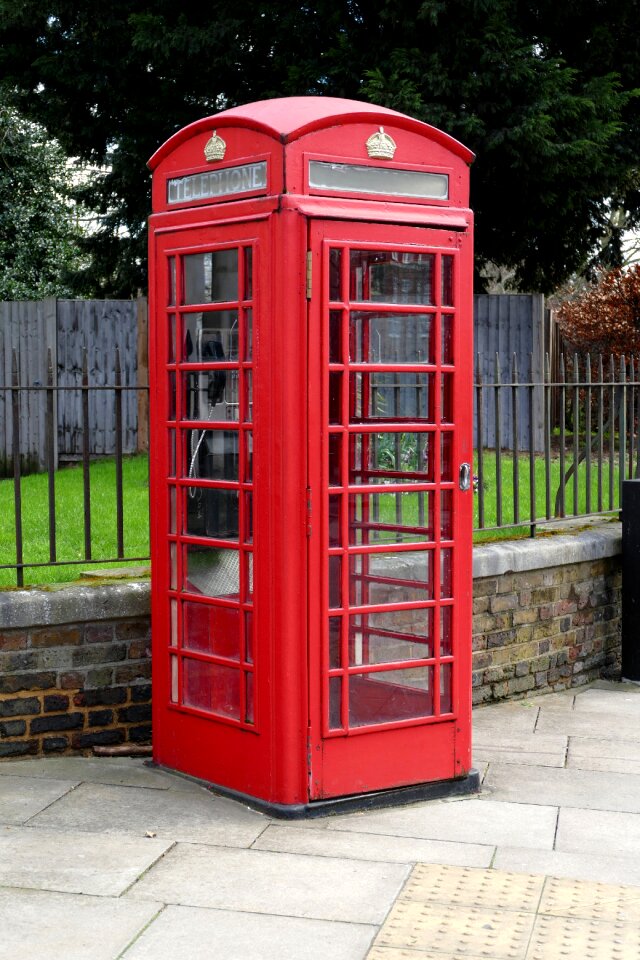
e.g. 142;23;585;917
2;680;640;958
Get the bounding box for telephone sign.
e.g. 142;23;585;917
148;97;479;816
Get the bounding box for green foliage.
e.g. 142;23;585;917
0;1;638;295
0;101;84;299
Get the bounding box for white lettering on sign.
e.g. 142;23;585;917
167;162;268;204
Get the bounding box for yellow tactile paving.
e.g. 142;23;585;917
368;864;640;960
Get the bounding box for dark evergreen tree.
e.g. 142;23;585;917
0;0;637;295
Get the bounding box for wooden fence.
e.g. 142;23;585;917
0;298;147;475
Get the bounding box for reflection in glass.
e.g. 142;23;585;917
182;368;238;423
329;310;343;363
168;314;176;362
183;601;240;659
245;552;254;601
350;372;432;423
245;610;254;663
244;247;253;300
244;370;253;423
441;490;453;539
349;492;433;545
329;555;342;608
168;372;176;420
168;257;176;306
329;248;342;301
183;658;241;719
184;545;239;598
329;433;342;486
170;599;178;645
169;486;177;533
441;547;453;598
440;605;453;656
349;609;433;665
442;314;453;364
329;495;341;547
244;492;253;544
350;550;433;605
441;432;453;481
329;675;342;729
168;429;176;477
244;308;253;361
183;249;238;304
185;487;239;540
350;312;433;364
349;667;434;726
185;429;239;481
440;662;453;714
170;542;177;590
350;432;433;483
329;617;341;669
170;655;178;702
350;251;435;305
442;255;454;307
441;374;454;423
329;372;342;424
246;672;255;724
244;430;253;482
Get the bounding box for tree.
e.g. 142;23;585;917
557;264;640;357
0;1;638;296
0;102;84;299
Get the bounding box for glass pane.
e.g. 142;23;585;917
350;550;433;605
442;315;454;364
168;429;176;477
442;255;454;307
244;492;253;544
183;658;241;719
440;605;453;657
169;486;177;534
441;547;453;598
349;667;434;726
168;257;176;306
440;662;453;714
244;247;253;300
350;432;433;483
329;676;342;729
350;372;433;423
329;310;343;363
350;312;433;364
170;599;178;645
349;492;433;545
168;314;176;362
329;433;342;486
329;555;342;608
244;308;253;361
329;617;341;669
349;609;433;665
184;545;239;599
182;369;238;422
169;542;177;590
329;494;342;547
244;370;253;423
184;429;239;481
183;311;238;363
441;490;453;539
170;655;178;703
168;372;176;420
329;249;342;301
441;432;453;481
245;552;254;602
185;487;239;540
244;430;253;482
246;672;255;724
183;249;238;304
350;251;435;305
441;374;454;423
310;161;448;200
329;372;342;424
183;601;240;659
245;610;254;663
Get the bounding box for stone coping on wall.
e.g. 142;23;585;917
0;579;151;630
473;521;622;580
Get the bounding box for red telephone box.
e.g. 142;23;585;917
148;97;479;815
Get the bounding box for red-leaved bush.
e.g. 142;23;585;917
557;264;640;357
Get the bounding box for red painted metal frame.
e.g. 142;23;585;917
148;96;473;807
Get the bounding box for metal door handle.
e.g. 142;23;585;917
459;462;471;491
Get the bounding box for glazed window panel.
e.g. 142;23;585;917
184;545;240;599
349;609;434;665
183;429;239;481
182;658;241;719
349;432;434;483
349;312;434;364
182;601;241;660
348;492;434;545
182;370;238;422
350;550;433;605
350;251;435;305
350;372;434;423
349;667;434;726
185;487;239;541
183;249;239;304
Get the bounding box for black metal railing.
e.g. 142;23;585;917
1;348;149;586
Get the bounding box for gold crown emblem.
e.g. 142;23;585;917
366;127;397;160
204;130;226;162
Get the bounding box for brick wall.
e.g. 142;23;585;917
472;524;622;705
0;524;624;759
0;581;151;758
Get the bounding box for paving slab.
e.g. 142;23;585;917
572;686;640;714
28;780;267;845
483;761;640;813
0;825;171;896
535;708;640;740
556;806;640;859
472;702;540;735
121;904;376;960
568;735;640;762
0;888;161;960
0;775;77;825
493;846;640;887
0;757;200;791
253;824;494;867
326;797;558;850
126;842;409;924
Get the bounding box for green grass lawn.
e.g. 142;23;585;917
0;454;149;587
